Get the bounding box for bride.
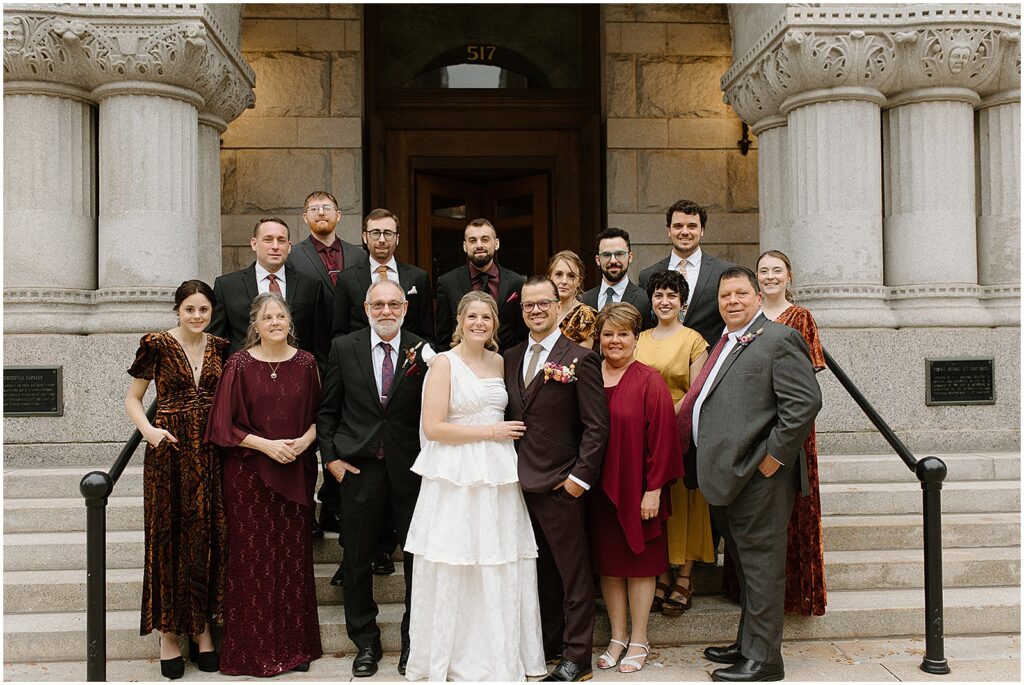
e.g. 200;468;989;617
404;291;546;681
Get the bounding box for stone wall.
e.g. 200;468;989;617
220;3;364;271
603;4;759;274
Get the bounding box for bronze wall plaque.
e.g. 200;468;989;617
926;358;995;406
3;366;64;416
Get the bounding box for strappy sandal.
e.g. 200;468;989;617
661;574;693;617
597;638;628;670
651;580;670;612
618;642;650;673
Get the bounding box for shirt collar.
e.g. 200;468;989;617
528;326;563;353
312;235;340;253
255;262;285;284
669;247;702;272
370;256;399;274
601;277;629;296
469;261;499;280
720;310;763;342
370;328;402;352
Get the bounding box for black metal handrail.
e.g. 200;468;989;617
823;347;950;675
80;399;156;682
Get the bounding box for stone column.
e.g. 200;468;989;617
781;88;894;327
93;82;201;330
976;90;1021;325
751;116;789;256
882;88;988;326
198;114;227;284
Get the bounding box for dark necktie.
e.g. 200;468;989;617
324;249;339;286
376;342;394;459
677;334;730;446
267;273;281;294
478;272;491;297
603;286;616;309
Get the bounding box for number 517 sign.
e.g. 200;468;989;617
466;45;496;61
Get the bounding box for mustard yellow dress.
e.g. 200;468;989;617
635;326;716;565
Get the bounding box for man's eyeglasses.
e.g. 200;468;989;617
521;299;557;312
368;301;404;312
598;250;629;261
305;204;337;215
366;229;398;241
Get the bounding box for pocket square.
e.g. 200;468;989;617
506;291;519;304
407;286;418;295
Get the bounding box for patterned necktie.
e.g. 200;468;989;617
603;286;616;309
376;342;394;459
678;262;689;319
524;343;544;385
376;265;389;282
677;334;730;445
267;273;281;294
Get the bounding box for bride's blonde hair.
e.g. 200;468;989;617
451;291;500;352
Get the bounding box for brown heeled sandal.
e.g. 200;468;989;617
661;575;693;616
651;580;671;612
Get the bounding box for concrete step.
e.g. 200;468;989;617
3;586;1018;663
819;481;1020;517
5;547;1018;615
6;453;1018;500
8;512;1019;572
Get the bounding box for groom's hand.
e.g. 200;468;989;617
555;478;584;498
327;459;361;483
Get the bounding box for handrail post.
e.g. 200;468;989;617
81;471;114;682
916;456;950;675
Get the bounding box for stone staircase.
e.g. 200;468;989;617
3;452;1020;677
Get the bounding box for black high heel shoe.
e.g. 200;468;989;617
188;638;220;672
160;656;184;680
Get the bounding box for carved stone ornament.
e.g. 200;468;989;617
723;4;1021;126
3;5;254;122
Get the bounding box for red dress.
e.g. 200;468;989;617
205;350;323;676
589;362;684;577
722;305;827;615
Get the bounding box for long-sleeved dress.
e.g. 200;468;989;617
205;349;323;676
129;332;228;636
588;361;684;577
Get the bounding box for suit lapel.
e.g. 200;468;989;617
396;262;413;296
623;282;644;311
283;263;299;308
356;262;373;296
354;330;384;413
300;238;333;291
457;265;473;297
705;314;767;399
685;255;714;325
495;265;513;305
242;263;259;303
386;337;419;407
523;334;571;409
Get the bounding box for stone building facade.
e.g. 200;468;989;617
3;3;1020;463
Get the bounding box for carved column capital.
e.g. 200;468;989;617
3;4;254;122
723;4;1021;126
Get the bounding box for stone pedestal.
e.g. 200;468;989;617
198;114;227;285
976;90;1021;325
752;116;789;257
883;88;988;326
782;89;893;327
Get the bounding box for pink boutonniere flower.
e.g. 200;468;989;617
506;291;519;304
543;358;578;384
735;328;764;351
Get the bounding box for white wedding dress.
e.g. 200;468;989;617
404;351;546;682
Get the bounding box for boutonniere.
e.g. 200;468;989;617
402;341;425;376
735;328;764;351
506;290;519;304
407;285;418;295
543;358;578;384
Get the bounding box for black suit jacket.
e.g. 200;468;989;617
331;261;434;342
287;235;367;315
209;261;328;366
580;280;656;330
316;329;428;497
638;252;735;345
435;264;527;352
503;335;609;493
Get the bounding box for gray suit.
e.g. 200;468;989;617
694;314;821;665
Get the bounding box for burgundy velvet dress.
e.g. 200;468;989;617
589;362;684;577
205;349;323;676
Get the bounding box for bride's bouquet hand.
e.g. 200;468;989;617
490;421;526;441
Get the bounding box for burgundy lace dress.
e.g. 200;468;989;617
205;349;323;676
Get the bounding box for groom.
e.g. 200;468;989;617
316;279;429;678
505;276;609;682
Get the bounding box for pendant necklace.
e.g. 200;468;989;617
268;360;282;380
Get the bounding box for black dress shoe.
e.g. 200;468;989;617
160;656;184;680
372;553;396;575
291;661;310;672
542;658;593;682
352;642;382;677
545;651;563;665
711;659;784;682
397;644;410;675
311;519;324;538
704;643;744;664
330;564;344;586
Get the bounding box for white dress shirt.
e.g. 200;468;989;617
668;247;702;308
255;262;287;298
370;328;402;402
370;257;399;284
691;312;762;444
597;278;629;310
522;328;591;491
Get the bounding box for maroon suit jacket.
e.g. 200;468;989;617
504;334;609;493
